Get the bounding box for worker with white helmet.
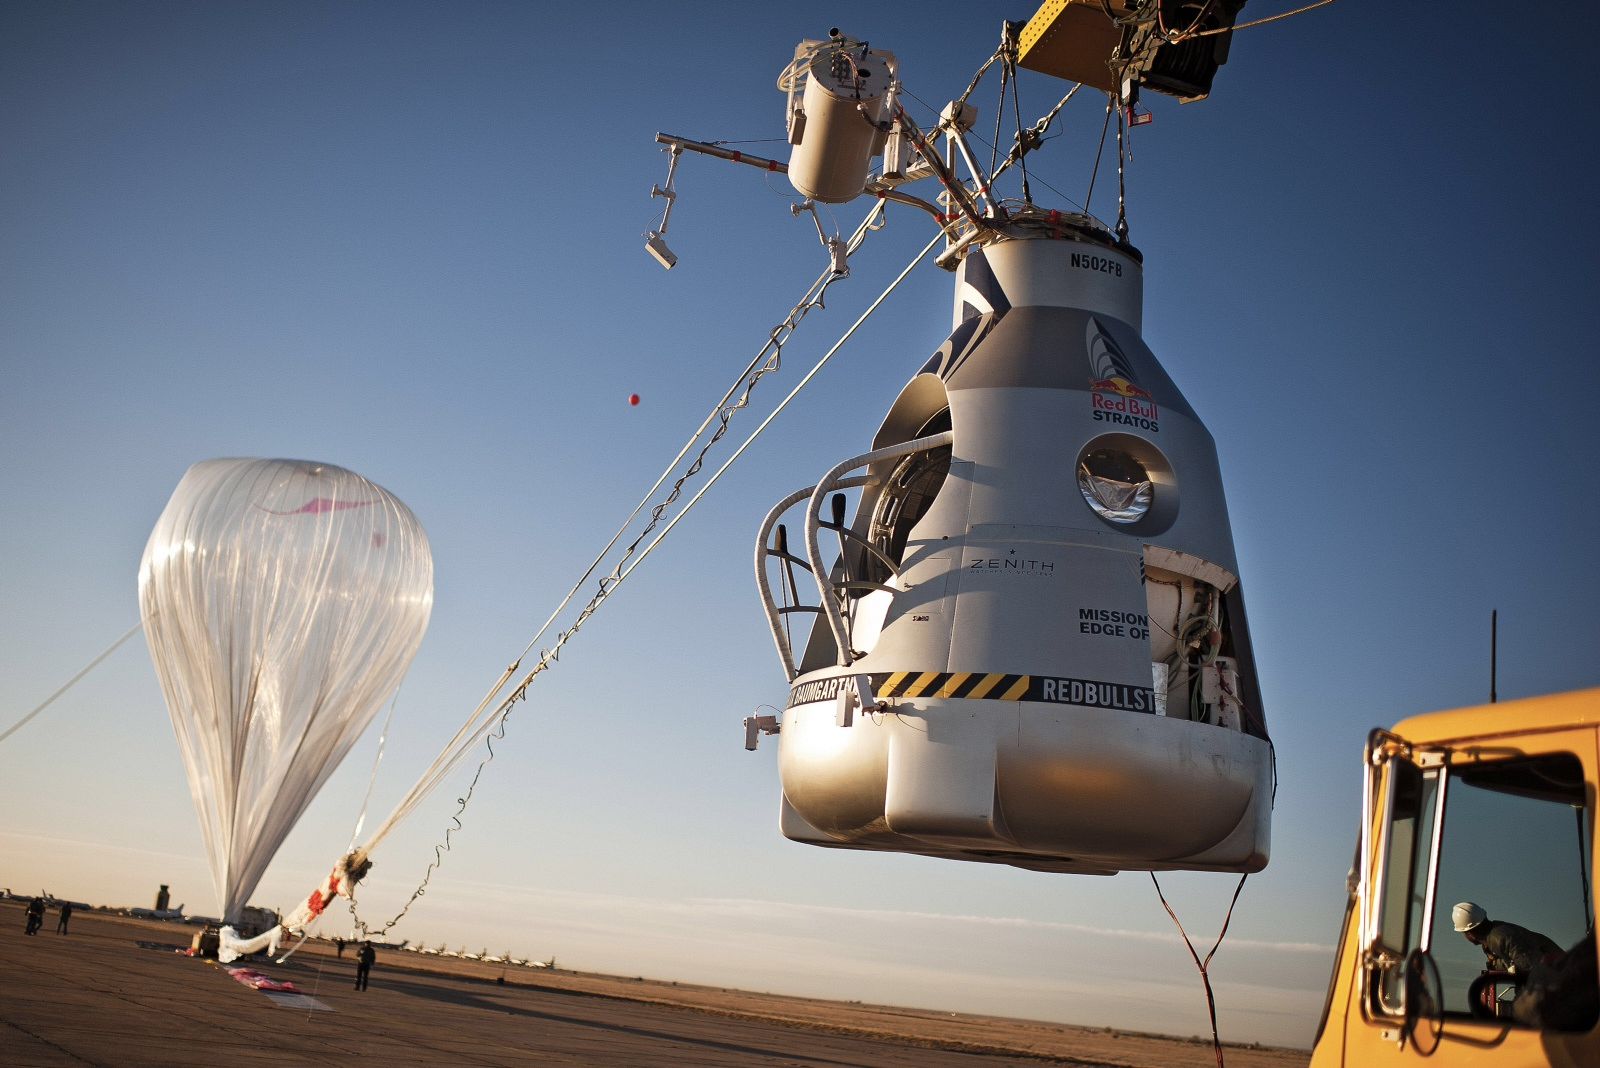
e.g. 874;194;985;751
1452;901;1560;976
1453;902;1599;1030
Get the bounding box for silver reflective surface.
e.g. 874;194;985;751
1078;448;1152;524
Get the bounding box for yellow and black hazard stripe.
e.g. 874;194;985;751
875;670;1031;702
787;671;1156;714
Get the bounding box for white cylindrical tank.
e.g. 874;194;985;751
787;44;893;204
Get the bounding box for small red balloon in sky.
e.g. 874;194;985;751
628;393;640;406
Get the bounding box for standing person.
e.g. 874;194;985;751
355;941;376;991
55;902;72;934
24;897;45;935
335;936;346;958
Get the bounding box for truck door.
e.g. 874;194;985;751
1337;729;1599;1064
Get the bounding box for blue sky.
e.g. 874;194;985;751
3;1;1597;1050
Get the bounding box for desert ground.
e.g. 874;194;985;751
0;900;1309;1067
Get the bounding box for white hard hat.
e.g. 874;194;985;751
1452;901;1487;932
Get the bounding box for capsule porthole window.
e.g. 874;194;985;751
1078;448;1151;524
1074;433;1178;535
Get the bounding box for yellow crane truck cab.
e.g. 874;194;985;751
1311;688;1600;1066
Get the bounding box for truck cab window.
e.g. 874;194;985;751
1429;754;1596;1031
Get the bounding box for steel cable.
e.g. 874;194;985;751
345;206;940;938
0;618;148;745
354;203;888;860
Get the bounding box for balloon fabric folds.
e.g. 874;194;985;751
139;459;433;922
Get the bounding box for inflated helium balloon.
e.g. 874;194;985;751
139;459;433;922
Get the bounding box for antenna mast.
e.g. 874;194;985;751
1490;608;1498;703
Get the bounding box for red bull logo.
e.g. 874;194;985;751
1086;318;1160;431
1089;378;1160;432
1088;376;1152;400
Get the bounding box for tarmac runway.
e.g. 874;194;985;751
0;901;1307;1067
0;904;1093;1067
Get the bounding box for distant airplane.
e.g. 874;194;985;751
129;904;186;920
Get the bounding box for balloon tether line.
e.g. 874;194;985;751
359;202;888;856
347;704;512;939
346;205;938;938
348;685;403;853
0;617;149;745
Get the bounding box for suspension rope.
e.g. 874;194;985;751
1004;43;1032;205
0;617;147;745
985;85;1088;216
347;684;403;853
354;202;888;860
1151;872;1250;1068
954;47;1003;110
611;228;945;582
1084;94;1114;218
507;204;885;674
1115;90;1129;241
989;61;1007;179
908;74;1080;216
347;694;514;939
1190;0;1337;37
342;207;934;938
1005;83;1083;178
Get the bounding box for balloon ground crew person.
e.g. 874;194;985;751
355;941;376;991
1453;901;1562;976
24;897;45;935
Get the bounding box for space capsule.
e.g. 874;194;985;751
755;217;1272;875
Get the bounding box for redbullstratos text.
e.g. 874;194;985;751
1035;677;1155;712
1091;391;1159;431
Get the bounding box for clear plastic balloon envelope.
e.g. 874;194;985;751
139;458;433;922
